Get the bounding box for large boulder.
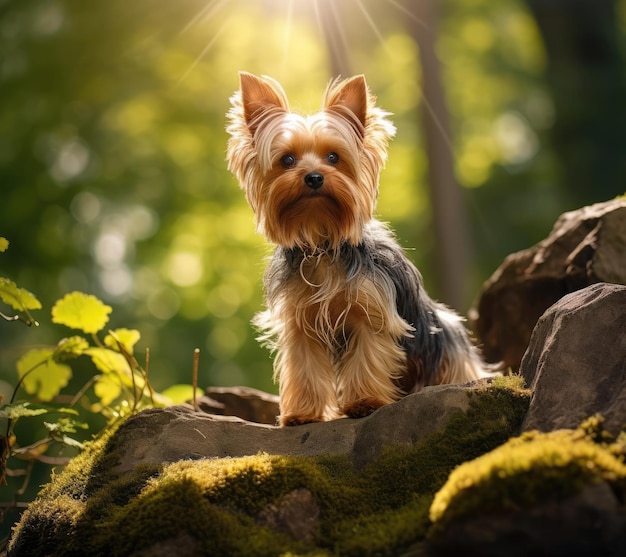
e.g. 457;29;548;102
102;382;487;476
425;282;626;557
8;379;531;557
471;198;626;370
427;424;626;557
520;282;626;434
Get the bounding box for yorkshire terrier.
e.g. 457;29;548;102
226;72;489;426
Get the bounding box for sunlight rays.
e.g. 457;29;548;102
179;0;228;36
176;21;230;86
387;0;429;32
355;0;389;53
173;0;455;154
312;0;352;76
281;0;295;77
176;0;230;86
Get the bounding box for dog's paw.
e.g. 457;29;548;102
279;414;324;427
341;398;385;419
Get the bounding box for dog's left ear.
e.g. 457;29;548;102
324;75;368;129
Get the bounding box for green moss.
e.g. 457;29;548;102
490;371;525;391
429;415;626;528
8;380;531;557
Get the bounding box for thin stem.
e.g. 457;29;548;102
192;349;200;412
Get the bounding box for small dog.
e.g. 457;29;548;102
226;72;489;426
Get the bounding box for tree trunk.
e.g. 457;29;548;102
406;0;472;310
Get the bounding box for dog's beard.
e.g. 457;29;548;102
254;169;375;251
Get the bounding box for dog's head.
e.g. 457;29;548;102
226;72;395;251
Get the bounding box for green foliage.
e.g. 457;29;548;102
0;279;42;314
0;237;190;544
16;349;73;402
0;403;77;421
0;237;42;327
160;384;197;404
9;285;157;418
7;380;531;556
51;292;112;335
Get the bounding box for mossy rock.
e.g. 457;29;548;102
430;415;626;526
427;416;626;556
13;379;622;556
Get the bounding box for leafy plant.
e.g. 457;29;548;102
0;239;41;328
0;236;190;542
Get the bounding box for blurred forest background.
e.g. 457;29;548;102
2;0;626;398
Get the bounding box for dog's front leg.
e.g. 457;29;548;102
336;320;407;419
274;321;337;426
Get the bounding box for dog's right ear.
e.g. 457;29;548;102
239;72;289;134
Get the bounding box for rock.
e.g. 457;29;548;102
520;282;626;434
427;422;626;557
471;198;626;370
110;382;481;477
257;488;319;543
7;378;530;557
133;534;201;557
350;384;473;468
197;385;279;425
430;481;626;557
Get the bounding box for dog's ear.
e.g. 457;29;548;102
239;72;289;134
324;75;368;129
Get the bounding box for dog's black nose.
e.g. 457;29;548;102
304;172;324;190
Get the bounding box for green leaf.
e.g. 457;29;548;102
0;402;79;420
44;418;87;449
54;336;90;361
104;328;141;355
0;402;47;419
0;237;8;252
160;384;196;404
0;277;42;312
85;347;132;379
94;374;122;406
51;292;112;334
16;349;73;402
44;417;88;435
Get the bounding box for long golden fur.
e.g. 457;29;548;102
227;72;490;426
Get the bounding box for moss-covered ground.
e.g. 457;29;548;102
8;378;624;557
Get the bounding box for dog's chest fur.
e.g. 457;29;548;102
262;228;413;355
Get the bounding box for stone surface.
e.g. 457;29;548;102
7;377;530;557
257;488;319;543
430;481;626;557
520;282;626;434
110;382;477;476
471;199;626;370
197;385;279;425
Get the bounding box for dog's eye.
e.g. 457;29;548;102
327;152;339;165
280;154;297;169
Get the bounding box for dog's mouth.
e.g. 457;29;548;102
281;190;340;213
304;189;328;199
